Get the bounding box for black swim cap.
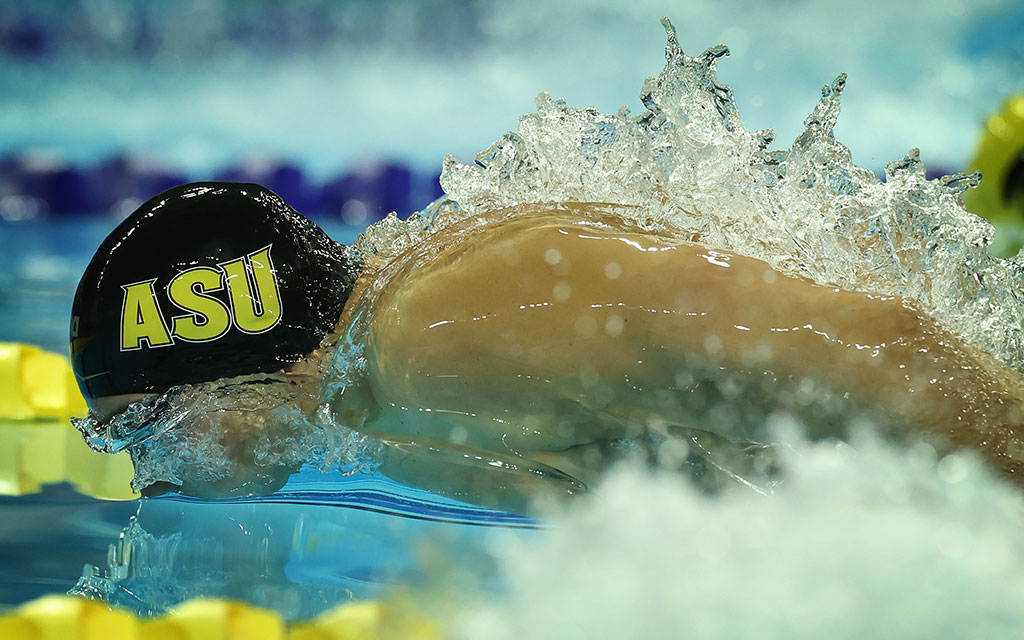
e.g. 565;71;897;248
71;182;358;405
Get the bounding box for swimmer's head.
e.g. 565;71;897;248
70;182;358;414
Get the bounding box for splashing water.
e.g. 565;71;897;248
448;433;1024;639
357;18;1022;374
72;375;380;495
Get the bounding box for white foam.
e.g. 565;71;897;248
451;433;1024;639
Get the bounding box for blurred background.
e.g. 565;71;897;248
0;0;1022;352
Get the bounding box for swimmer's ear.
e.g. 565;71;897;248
71;182;360;411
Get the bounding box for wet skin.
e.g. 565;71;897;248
95;204;1024;503
330;205;1024;506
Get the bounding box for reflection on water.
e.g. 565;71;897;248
0;484;137;607
70;467;538;620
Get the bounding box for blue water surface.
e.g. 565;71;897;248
70;468;538;620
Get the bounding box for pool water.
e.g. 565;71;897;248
72;468;539;621
0;466;538;620
0;483;136;608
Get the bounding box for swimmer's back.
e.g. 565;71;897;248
358;207;1024;474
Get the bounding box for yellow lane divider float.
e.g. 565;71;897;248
0;595;444;640
0;342;135;500
964;93;1024;256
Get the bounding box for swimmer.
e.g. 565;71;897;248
71;183;1024;507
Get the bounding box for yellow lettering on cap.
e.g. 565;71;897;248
168;267;231;342
221;245;283;334
120;279;172;350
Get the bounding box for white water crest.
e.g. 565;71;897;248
450;433;1024;639
356;18;1023;371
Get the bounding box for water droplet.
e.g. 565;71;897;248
604;262;623;279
